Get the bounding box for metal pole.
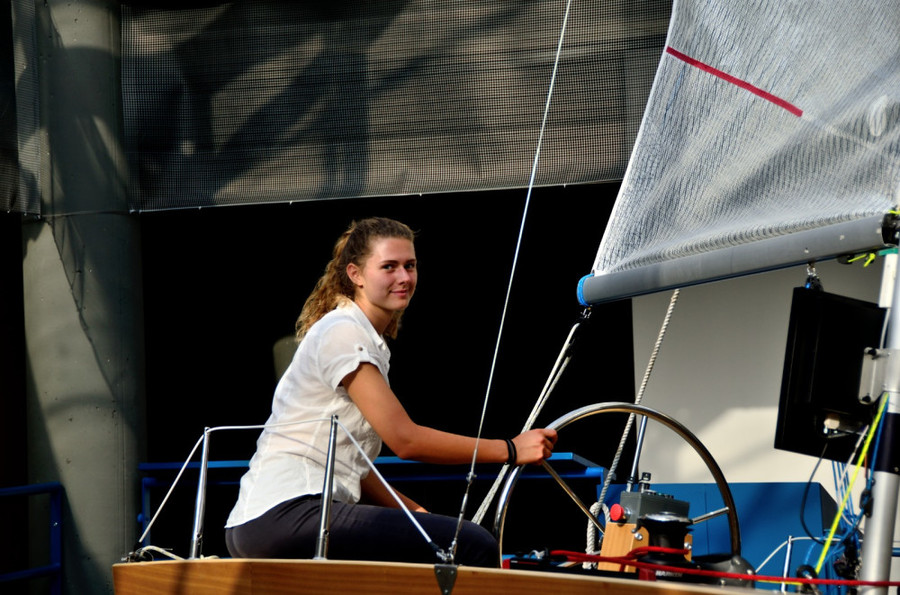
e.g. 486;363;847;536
626;416;649;491
780;536;793;593
314;415;339;560
859;255;900;595
189;427;211;559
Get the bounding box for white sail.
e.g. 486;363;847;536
580;0;900;304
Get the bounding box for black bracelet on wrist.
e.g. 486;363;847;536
504;438;517;466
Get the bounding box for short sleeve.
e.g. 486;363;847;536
315;319;382;390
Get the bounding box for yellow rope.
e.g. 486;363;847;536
814;394;889;574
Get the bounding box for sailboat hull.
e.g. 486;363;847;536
113;558;749;595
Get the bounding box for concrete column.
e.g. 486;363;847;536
21;1;144;594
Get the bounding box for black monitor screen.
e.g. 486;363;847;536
774;287;886;461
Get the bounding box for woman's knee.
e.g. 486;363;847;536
455;520;500;567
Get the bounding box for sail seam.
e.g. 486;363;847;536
665;46;803;117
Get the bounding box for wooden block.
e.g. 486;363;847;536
597;523;692;572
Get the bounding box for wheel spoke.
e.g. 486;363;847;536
541;460;605;536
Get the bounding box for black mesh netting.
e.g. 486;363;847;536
0;49;17;213
122;0;670;211
2;0;39;214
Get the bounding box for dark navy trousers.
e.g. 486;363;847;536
225;494;500;567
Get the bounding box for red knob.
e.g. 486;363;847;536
609;503;627;522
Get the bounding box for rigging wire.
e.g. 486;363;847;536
794;395;888;591
134;419;331;548
448;0;577;557
814;393;890;575
131;418;446;561
471;313;587;525
800;426;868;548
755;535;832;575
335;419;449;560
136;434;205;546
585;288;680;558
800;444;831;547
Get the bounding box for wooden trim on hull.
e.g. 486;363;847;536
113;559;749;595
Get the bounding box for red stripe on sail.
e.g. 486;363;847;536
666;46;803;117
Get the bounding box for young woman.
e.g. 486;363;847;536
224;217;557;567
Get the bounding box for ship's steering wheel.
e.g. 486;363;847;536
493;402;743;567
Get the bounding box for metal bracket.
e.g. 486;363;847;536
859;348;894;405
433;564;458;595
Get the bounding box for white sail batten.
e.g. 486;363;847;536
581;0;900;305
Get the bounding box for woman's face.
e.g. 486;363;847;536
347;236;417;331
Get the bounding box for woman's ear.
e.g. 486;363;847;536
346;262;363;287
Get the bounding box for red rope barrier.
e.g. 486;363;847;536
548;549;900;588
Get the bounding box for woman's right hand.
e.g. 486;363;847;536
511;428;558;465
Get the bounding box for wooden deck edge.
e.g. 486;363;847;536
113;558;754;595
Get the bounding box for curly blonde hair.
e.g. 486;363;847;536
295;217;415;340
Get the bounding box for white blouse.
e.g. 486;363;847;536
225;301;388;527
